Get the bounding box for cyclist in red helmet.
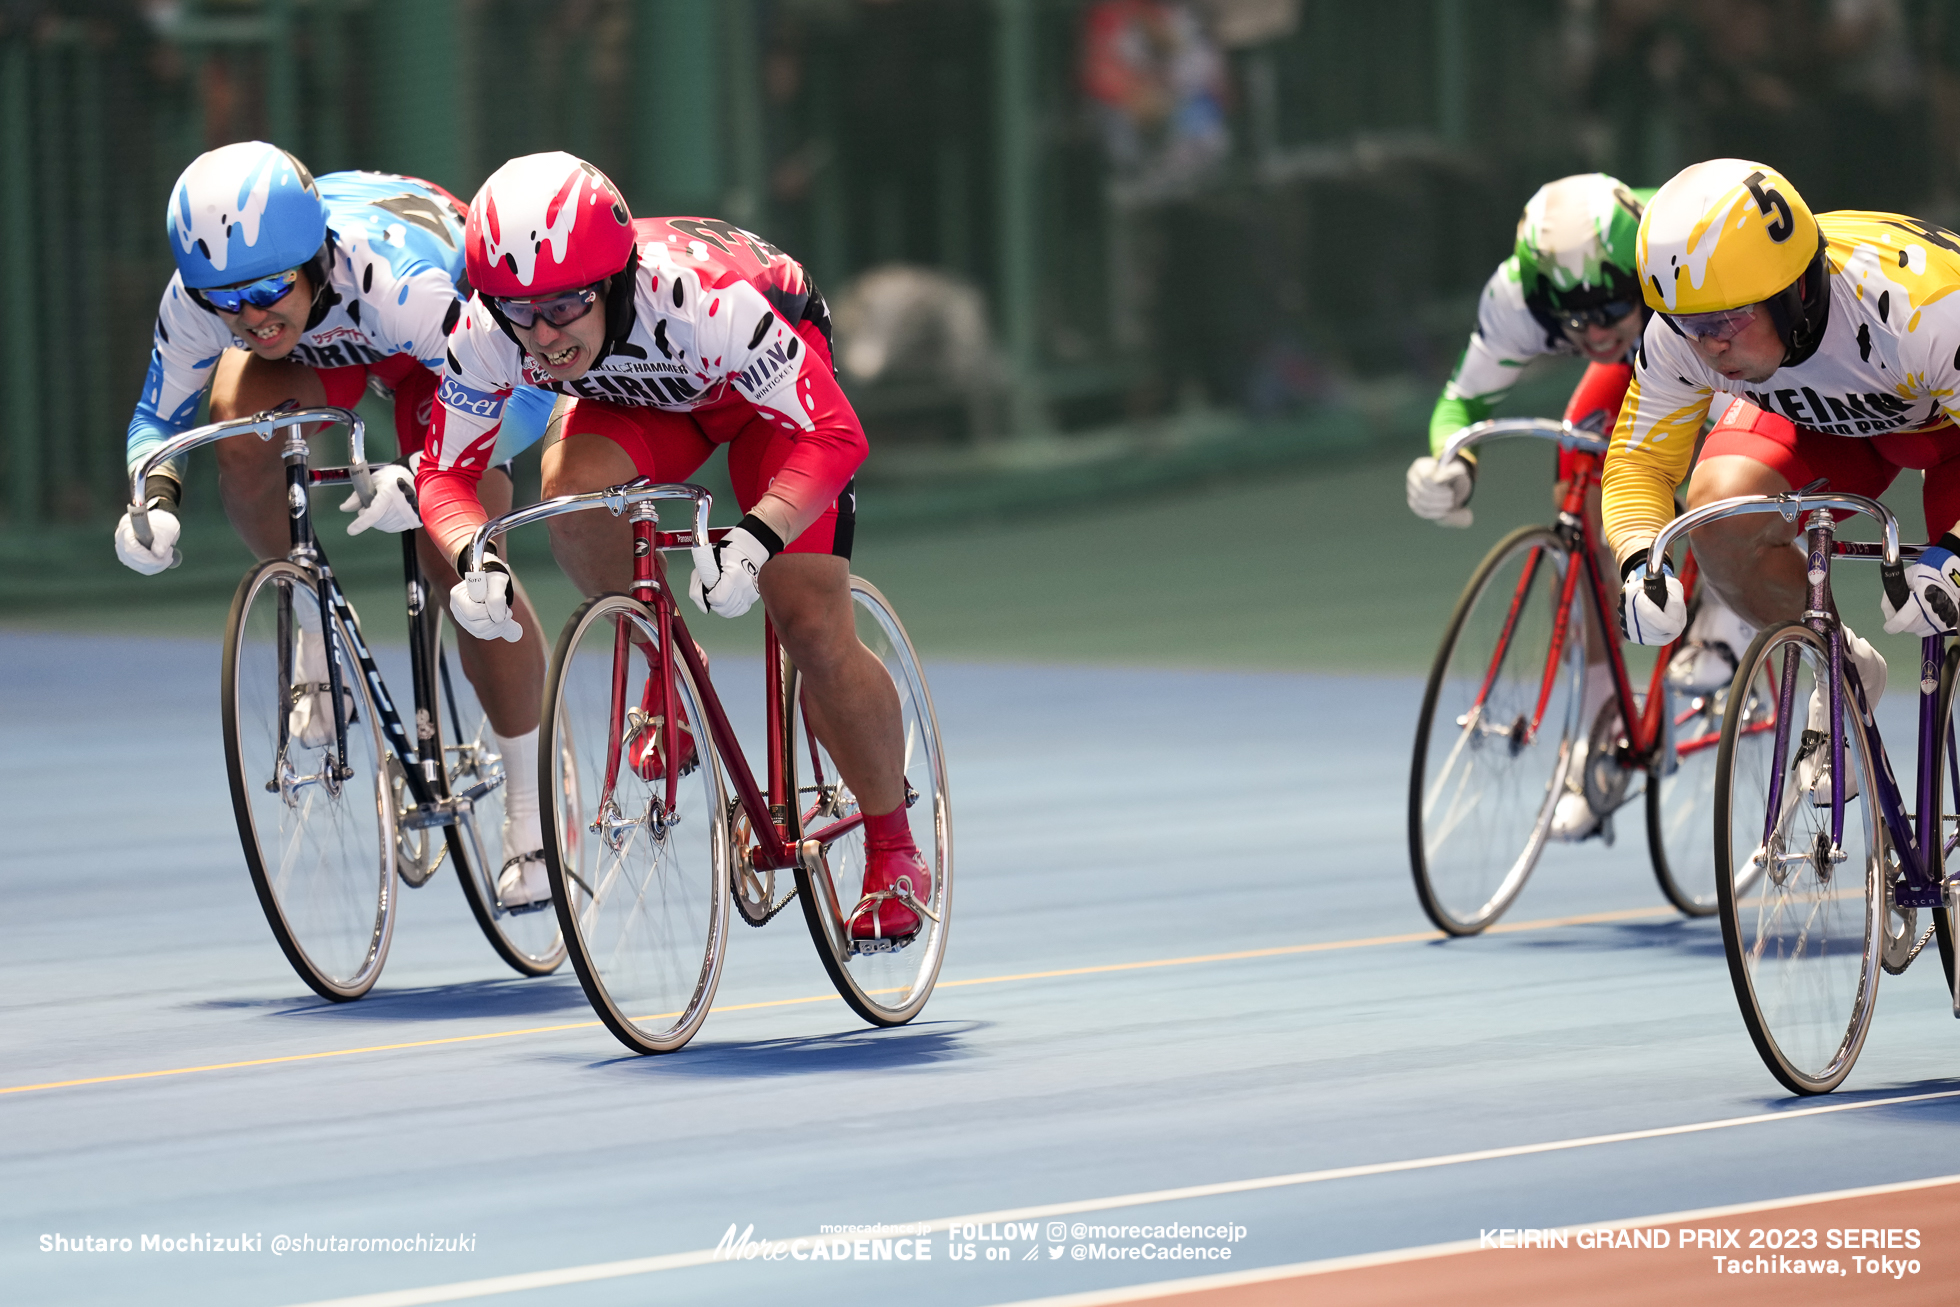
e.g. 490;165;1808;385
419;152;929;938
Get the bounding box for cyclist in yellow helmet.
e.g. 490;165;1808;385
1606;158;1960;794
1410;172;1752;838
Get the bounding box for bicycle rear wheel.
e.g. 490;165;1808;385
425;611;566;977
543;594;730;1054
1409;526;1582;935
223;560;396;1001
791;578;951;1026
1648;661;1773;916
1715;622;1882;1095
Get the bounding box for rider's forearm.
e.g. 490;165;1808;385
1427;392;1497;459
416;463;491;567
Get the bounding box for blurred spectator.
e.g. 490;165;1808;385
831;265;1008;442
1080;0;1231;193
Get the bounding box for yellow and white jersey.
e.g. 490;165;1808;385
1602;211;1960;566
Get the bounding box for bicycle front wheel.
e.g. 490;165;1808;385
543;595;730;1054
1715;622;1882;1095
791;578;952;1026
1409;526;1583;935
426;611;566;977
223;560;396;1001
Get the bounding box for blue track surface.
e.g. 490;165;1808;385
5;630;1959;1306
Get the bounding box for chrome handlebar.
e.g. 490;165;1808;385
1434;417;1607;470
127;406;371;553
466;480;713;574
1642;490;1904;610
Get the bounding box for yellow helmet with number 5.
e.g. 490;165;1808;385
1636;159;1832;364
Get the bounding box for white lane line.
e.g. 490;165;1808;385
973;1171;1960;1307
277;1088;1960;1307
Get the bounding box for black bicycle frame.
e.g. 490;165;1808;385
282;444;442;816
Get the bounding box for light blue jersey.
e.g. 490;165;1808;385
128;171;547;479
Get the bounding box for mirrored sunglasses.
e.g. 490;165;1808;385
202;268;300;314
1560;300;1636;333
492;284;601;329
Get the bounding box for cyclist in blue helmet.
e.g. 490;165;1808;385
119;140;556;911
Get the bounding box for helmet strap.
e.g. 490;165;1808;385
300;238;340;333
591;245;642;368
1760;234;1831;370
482;295;522;347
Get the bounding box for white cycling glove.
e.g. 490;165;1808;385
689;516;782;619
1406;455;1474;528
450;551;523;643
342;463;422;536
1620;555;1689;645
1881;541;1960;636
114;505;181;575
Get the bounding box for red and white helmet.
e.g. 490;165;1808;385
465;152;634;298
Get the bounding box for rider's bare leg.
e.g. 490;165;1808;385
540;429;636;595
208;349;322;561
1685;455;1802;630
760;553;906;818
541;430;902;815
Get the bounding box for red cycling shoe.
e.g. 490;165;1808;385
848;842;934;943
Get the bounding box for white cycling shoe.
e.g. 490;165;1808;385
288;626;355;749
1549;787;1602;842
1665;597;1757;694
495;809;550;913
1795;630;1886;806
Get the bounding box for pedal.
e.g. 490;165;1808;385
847;933;915;956
402;798;466;830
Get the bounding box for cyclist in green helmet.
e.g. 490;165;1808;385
1406;173;1750;839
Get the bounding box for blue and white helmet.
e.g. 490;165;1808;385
166;141;325;288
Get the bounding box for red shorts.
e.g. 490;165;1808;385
559;400;856;558
1558;362;1633;482
314;354;440;460
1700;398;1960;539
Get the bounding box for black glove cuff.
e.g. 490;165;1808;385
1938;532;1960;556
456;543;508;577
1620;549;1669;585
736;513;785;557
144;474;182;512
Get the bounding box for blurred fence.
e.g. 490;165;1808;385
3;0;1960;532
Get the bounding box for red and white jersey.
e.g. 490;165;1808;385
422;217;864;548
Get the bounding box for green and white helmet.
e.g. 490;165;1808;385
1514;173;1645;316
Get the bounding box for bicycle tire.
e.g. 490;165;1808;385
1409;525;1583;935
420;609;567;977
222;559;396;1001
543;594;730;1054
790;577;952;1026
1715;622;1882;1095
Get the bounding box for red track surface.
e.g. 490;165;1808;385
1095;1182;1958;1306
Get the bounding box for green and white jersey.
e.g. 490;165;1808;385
1427;257;1600;456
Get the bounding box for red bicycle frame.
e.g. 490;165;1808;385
1467;446;1728;773
597;504;866;877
